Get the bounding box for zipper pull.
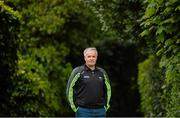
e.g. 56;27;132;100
92;71;94;76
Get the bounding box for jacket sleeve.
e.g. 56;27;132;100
66;67;81;112
102;69;111;112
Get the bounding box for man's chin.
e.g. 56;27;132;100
87;64;96;66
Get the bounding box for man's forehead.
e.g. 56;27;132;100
85;51;97;56
87;50;96;53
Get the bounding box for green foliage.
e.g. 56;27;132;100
84;0;142;42
139;0;180;116
10;45;72;116
11;55;50;116
0;1;21;20
160;54;180;117
7;0;102;63
138;55;165;116
140;0;180;57
20;0;66;35
0;1;20;115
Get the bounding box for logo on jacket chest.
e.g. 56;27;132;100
98;76;103;80
83;75;90;79
82;75;103;80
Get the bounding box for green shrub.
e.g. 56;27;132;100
0;1;20;115
139;0;180;116
10;45;72;116
138;55;165;116
160;54;180;117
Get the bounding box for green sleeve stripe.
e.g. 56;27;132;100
68;73;80;112
104;74;111;110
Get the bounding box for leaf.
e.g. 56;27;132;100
176;39;180;44
162;6;173;17
175;5;180;11
156;33;165;43
165;39;174;47
153;16;161;25
143;7;156;19
140;29;149;37
156;48;164;56
0;1;22;20
162;17;175;24
156;26;165;35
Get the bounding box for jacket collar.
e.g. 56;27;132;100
84;64;97;71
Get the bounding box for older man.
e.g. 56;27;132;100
66;47;111;117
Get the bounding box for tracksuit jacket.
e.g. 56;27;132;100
66;65;111;112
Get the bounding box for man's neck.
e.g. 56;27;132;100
86;65;95;70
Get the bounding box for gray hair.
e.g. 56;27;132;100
83;47;98;56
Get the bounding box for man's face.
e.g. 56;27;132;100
84;50;97;67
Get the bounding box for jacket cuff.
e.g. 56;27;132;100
72;105;78;112
104;104;110;112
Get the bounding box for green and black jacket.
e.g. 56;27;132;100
66;65;111;112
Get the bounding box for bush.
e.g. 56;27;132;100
138;55;165;116
10;45;72;116
0;1;20;115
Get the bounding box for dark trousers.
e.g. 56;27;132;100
76;106;106;118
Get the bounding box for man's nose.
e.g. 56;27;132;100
90;57;94;60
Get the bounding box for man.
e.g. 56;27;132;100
66;47;111;117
